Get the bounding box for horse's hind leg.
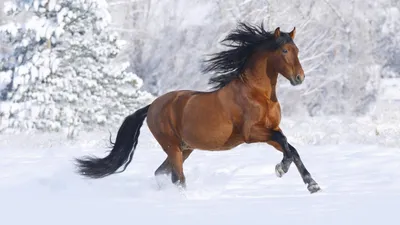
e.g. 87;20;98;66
165;146;187;187
155;159;171;176
155;150;193;176
151;131;190;187
155;150;193;186
170;150;192;184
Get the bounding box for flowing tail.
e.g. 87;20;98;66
75;104;150;178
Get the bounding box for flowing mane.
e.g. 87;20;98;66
202;22;294;89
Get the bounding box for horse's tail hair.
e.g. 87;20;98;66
75;104;150;179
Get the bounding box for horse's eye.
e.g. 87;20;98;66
282;49;288;54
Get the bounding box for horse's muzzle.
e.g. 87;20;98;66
290;74;304;86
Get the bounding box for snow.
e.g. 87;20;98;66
379;78;400;100
0;122;399;225
1;0;399;223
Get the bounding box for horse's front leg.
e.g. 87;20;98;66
269;130;321;194
244;125;320;193
266;139;293;178
244;125;293;177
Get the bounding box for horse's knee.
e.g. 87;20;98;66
266;130;287;152
271;130;287;144
269;130;294;162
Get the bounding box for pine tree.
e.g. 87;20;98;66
0;0;153;137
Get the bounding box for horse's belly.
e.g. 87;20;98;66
181;115;240;151
178;91;244;150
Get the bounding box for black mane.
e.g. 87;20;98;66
202;22;294;89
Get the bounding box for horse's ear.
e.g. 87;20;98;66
274;27;280;39
289;27;296;40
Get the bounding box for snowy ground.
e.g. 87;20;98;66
1;116;400;225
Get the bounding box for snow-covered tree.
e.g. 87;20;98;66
0;0;153;137
379;0;400;78
125;0;385;116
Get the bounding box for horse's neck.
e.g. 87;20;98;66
245;52;279;101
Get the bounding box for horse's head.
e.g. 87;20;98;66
203;23;305;89
268;27;304;86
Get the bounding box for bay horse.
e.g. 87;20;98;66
76;22;321;194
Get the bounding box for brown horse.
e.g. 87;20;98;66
76;22;321;194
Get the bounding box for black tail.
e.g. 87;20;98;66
75;105;150;179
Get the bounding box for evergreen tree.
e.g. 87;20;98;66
0;0;153;137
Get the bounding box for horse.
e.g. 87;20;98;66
75;22;321;194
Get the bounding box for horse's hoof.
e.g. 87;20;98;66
275;163;285;178
307;183;321;194
173;179;187;190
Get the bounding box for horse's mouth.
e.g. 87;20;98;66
290;79;303;86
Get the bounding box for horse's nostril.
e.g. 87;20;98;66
296;74;301;81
